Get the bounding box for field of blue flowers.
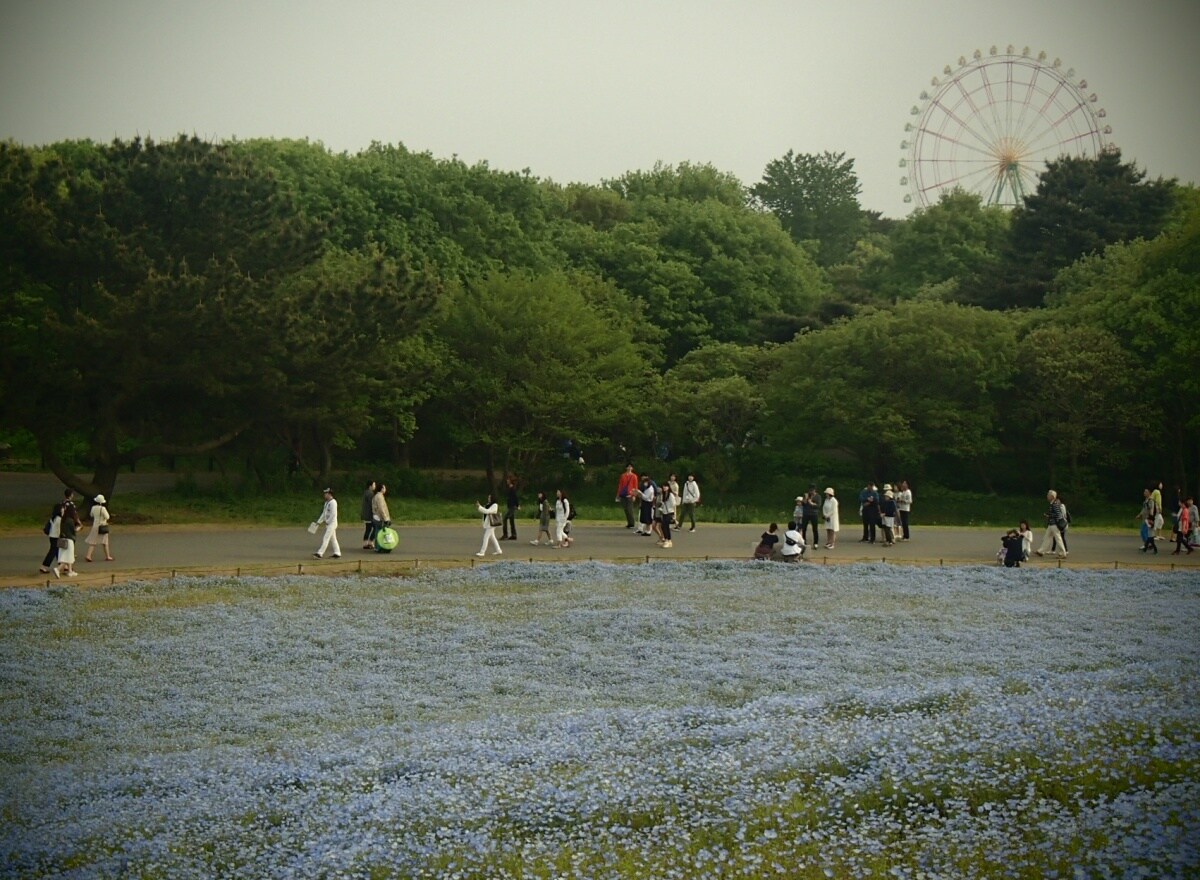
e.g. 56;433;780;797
2;561;1198;879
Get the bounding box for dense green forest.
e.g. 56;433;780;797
1;136;1196;508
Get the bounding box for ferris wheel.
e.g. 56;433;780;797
900;46;1111;209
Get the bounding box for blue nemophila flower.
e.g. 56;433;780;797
1;564;1197;878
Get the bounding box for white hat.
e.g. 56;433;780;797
795;495;804;502
94;494;106;504
824;487;835;495
883;484;892;491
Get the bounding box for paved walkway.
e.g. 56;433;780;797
3;520;1195;588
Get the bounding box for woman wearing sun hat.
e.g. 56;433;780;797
822;487;840;549
84;494;114;562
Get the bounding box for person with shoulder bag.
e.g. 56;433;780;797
475;494;503;557
84;494;114;562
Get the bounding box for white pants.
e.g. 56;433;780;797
479;526;502;555
1038;525;1066;556
318;524;341;557
555;519;569;544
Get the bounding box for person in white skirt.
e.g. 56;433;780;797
84;494;114;562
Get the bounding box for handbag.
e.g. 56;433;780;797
487;512;501;527
98;525;110;535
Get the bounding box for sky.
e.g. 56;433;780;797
2;0;1197;218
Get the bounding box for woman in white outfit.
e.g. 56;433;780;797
83;494;114;562
476;494;503;557
554;489;573;548
822;487;840;549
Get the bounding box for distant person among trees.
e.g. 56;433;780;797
1189;497;1199;550
680;474;701;532
1035;490;1068;559
822;487;840;550
615;464;639;529
360;479;378;549
658;482;675;549
896;480;913;540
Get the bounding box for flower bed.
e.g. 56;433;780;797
2;562;1198;878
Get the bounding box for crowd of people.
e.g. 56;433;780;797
30;474;1199;572
38;488;113;577
1138;481;1198;556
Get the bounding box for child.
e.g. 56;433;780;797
1018;520;1034;562
1140;516;1158;554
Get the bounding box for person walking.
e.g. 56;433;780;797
360;479;378;549
822;487;840;550
501;477;520;541
38;489;73;574
615;464;639;529
312;487;341;559
554;489;573;548
370;483;391;549
475;494;503;557
896;480;913;540
1035;490;1068;558
54;509;79;578
1137;491;1159;554
1172;498;1193;555
1057;495;1072;553
1151;480;1165;539
636;476;656;536
680;474;701;531
83;494;114;562
658;482;676;549
1189;497;1199;550
530;491;553;546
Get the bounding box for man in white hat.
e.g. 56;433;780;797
312;487;341;559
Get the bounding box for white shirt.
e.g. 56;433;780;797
318;498;338;527
682;479;701;504
897;489;912;512
782;528;804;556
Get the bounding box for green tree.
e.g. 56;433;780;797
751;150;867;266
1047;188;1200;492
885;189;1010;302
427;271;657;486
766;302;1018;480
986;149;1176;309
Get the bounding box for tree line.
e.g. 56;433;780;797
0;136;1195;506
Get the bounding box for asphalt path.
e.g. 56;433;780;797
2;518;1194;589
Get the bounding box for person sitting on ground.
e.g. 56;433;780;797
753;523;781;561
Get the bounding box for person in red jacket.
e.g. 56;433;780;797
615;464;639;529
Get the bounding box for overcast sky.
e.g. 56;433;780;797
2;0;1197;217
